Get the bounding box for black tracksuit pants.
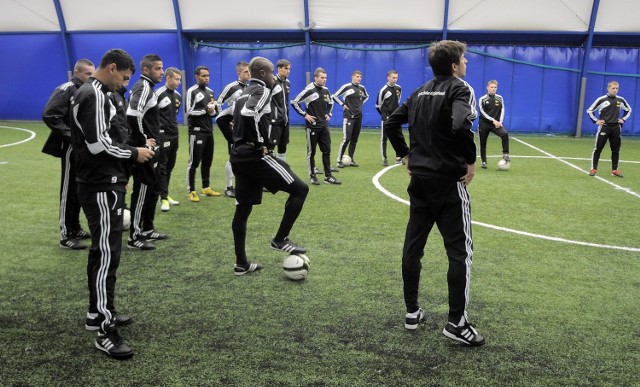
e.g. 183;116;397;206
79;189;125;331
306;124;332;178
402;175;473;325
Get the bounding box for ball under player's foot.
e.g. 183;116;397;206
270;237;307;254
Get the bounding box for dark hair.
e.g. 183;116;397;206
277;59;291;69
140;54;162;70
428;40;467;76
387;69;398;76
99;49;135;74
314;67;326;77
195;65;209;76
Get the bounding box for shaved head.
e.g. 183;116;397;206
249;57;275;89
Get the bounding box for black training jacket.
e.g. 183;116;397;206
385;75;477;180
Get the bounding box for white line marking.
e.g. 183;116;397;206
0;125;37;148
512;136;640;199
372;162;640;253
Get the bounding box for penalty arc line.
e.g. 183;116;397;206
0;125;37;148
372;164;640;253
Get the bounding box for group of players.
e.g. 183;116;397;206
42;42;631;358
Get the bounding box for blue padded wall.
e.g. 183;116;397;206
0;34;68;120
2;32;639;135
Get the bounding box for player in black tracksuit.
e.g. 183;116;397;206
385;41;484;346
230;57;309;275
478;80;510;168
70;49;154;358
332;70;369;167
216;61;250;197
586;80;632;177
42;59;95;250
291;67;341;185
268;59;292;160
376;70;402;166
185;66;219;201
126;55;167;250
155;67;183;209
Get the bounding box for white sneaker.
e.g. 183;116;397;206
167;196;180;205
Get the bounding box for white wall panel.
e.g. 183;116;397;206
179;0;305;30
60;0;176;31
448;0;591;31
0;0;59;32
595;0;640;32
308;0;443;30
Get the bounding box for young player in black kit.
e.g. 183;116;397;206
376;69;402;166
42;59;95;250
71;49;154;359
216;61;250;198
586;80;632;177
156;67;183;211
385;40;485;346
291;67;341;185
126;54;168;250
230;57;309;276
268;59;292;161
332;70;369;167
185;66;221;201
478;80;510;168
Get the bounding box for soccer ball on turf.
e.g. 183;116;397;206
497;159;510;171
122;209;131;231
341;155;352;166
282;254;310;281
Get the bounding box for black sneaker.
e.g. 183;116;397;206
127;238;156;250
481;162;487;169
336;161;346;168
443;321;486;346
60;238;87;250
233;262;264;276
330;167;340;173
140;230;168;240
324;176;342;185
350;161;359;167
503;154;511;163
85;313;133;331
310;176;320;185
224;187;236;198
95;325;134;359
404;308;426;330
271;237;307;254
395;157;403;164
313;167;324;175
72;229;91;239
383;159;389;166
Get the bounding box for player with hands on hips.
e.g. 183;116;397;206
478;80;510;169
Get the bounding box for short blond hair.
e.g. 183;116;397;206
487;80;498;86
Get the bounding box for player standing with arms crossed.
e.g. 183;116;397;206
376;69;402;166
156;67;183;211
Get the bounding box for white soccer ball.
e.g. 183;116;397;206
341;155;352;166
282;254;310;281
497;159;510;171
122;209;131;231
